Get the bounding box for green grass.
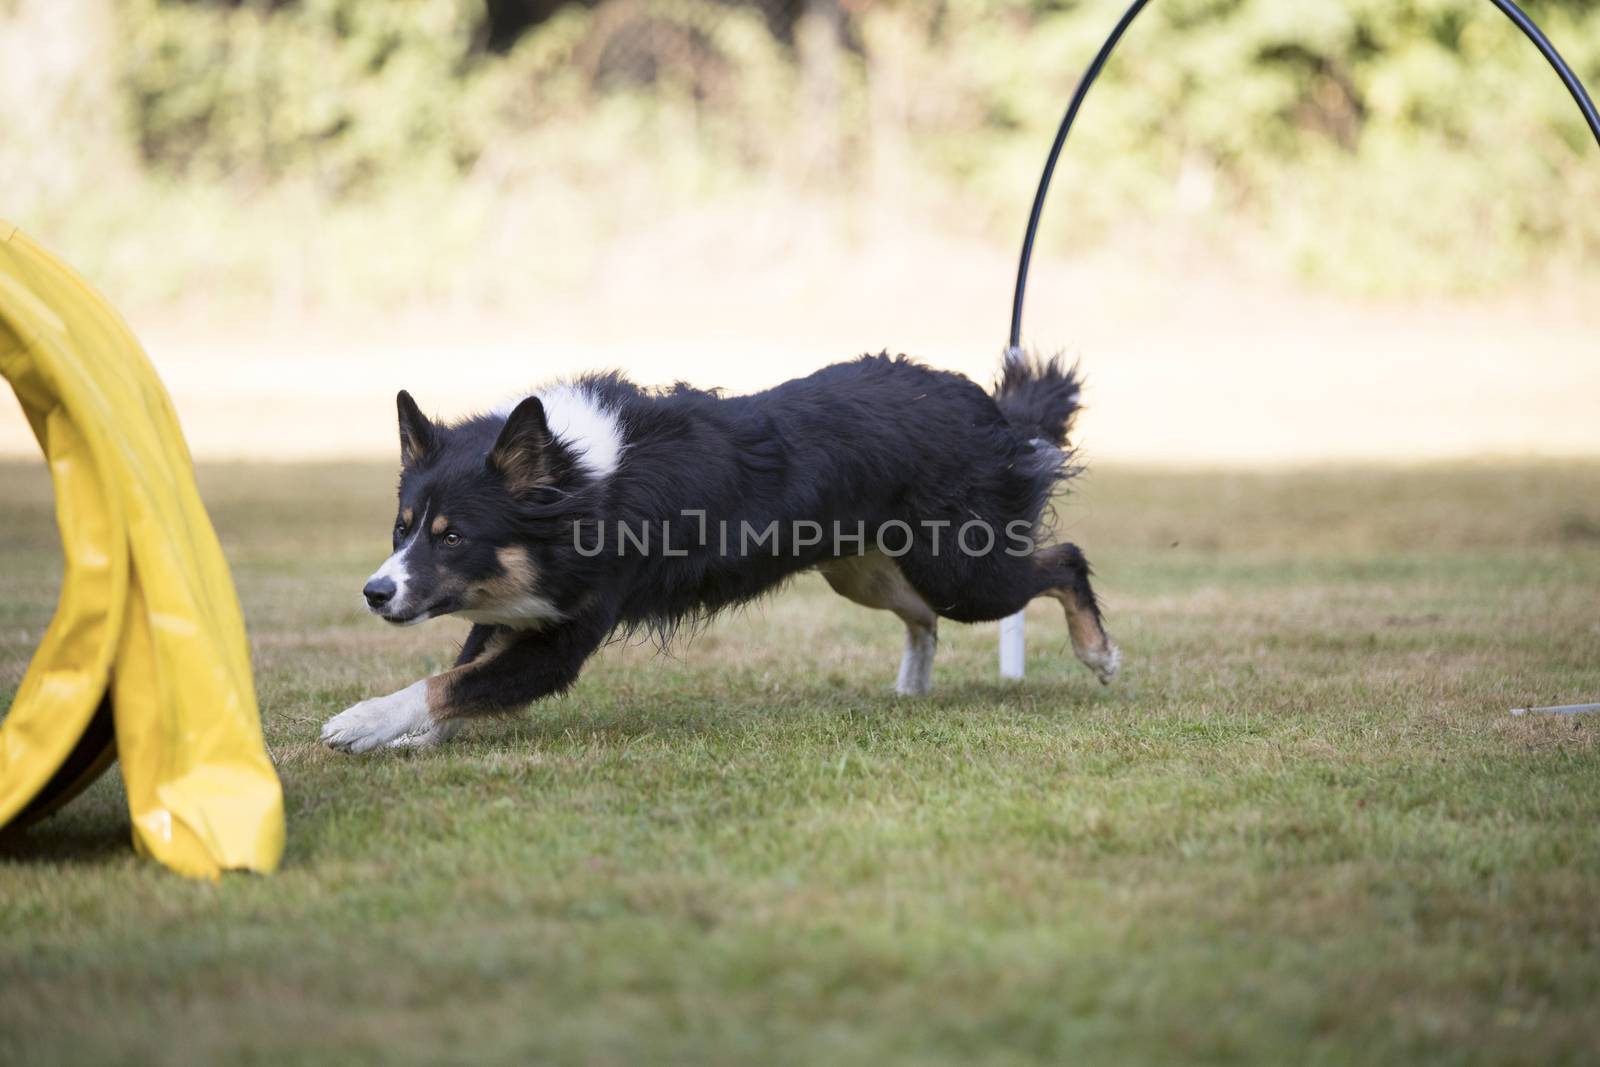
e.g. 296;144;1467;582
2;460;1598;1065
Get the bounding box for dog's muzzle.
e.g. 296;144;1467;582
363;576;396;609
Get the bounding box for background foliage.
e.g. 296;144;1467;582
4;0;1599;306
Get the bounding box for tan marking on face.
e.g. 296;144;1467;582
467;545;539;609
401;507;414;527
431;514;450;536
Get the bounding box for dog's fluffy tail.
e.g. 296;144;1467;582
992;350;1083;448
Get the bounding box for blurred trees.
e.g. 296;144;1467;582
1;1;131;199
4;0;1597;295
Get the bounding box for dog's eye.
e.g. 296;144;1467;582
442;531;463;547
394;523;407;540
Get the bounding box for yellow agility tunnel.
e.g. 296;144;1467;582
0;220;283;878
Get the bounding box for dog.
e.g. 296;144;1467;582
320;352;1119;753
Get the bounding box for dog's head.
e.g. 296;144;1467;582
362;391;576;628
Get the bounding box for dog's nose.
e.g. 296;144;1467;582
363;577;396;609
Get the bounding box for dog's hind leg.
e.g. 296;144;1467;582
1036;543;1120;684
818;554;938;696
893;539;1119;685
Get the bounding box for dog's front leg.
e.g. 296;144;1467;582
383;624;502;749
321;614;612;754
319;679;435;754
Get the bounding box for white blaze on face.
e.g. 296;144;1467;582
368;502;429;623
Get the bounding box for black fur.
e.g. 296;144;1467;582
993;351;1083;447
381;352;1103;717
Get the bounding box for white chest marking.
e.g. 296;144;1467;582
460;593;565;630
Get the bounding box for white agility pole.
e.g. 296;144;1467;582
1000;611;1026;679
1510;702;1600;716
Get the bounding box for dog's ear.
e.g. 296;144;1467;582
397;390;437;469
488;396;553;495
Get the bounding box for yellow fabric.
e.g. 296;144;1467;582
0;220;283;877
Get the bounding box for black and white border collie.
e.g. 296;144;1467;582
321;352;1120;753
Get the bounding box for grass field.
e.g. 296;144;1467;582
2;460;1598;1065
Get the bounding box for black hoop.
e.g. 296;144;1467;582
1008;0;1600;352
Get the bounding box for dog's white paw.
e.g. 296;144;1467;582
1079;641;1121;686
321;681;432;754
894;626;936;696
385;718;462;750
